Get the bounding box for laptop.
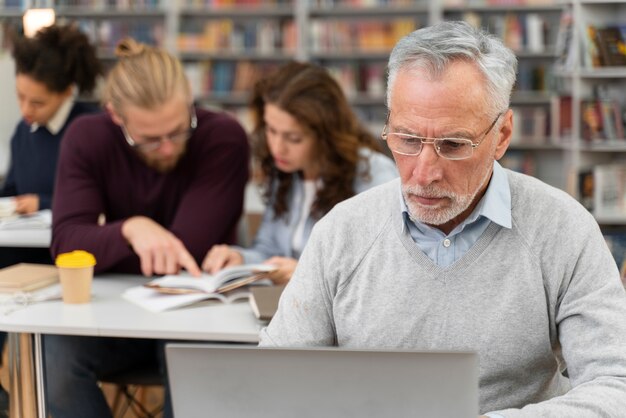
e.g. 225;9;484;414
166;343;478;418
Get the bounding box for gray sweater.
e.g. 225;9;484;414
260;171;626;417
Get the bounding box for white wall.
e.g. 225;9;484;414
0;53;20;178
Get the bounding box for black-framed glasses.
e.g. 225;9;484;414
381;112;503;160
122;107;198;153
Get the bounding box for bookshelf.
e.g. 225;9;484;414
0;0;619;189
307;0;429;133
440;0;567;189
176;0;297;124
553;0;626;226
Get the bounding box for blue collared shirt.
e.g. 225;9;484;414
401;161;511;267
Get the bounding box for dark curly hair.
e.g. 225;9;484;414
250;61;381;220
12;24;102;94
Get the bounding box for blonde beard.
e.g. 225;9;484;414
137;142;187;173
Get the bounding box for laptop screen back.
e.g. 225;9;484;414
166;343;478;418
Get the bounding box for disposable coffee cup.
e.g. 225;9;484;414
55;250;97;304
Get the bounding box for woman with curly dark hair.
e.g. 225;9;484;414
0;23;102;416
203;61;398;283
0;24;102;267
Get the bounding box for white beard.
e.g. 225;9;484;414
402;164;493;226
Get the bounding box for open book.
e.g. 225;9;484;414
123;264;276;313
0;208;52;230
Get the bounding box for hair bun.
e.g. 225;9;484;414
115;38;146;58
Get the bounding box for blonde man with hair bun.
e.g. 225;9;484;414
46;38;249;418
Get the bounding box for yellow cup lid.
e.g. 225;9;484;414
55;250;97;268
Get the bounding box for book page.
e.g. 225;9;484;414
0;209;52;230
123;286;228;313
122;286;250;313
147;264;276;293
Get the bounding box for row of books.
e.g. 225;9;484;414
66;18;165;51
185;61;282;96
499;151;536;177
184;60;389;100
556;7;626;70
516;62;550;92
54;0;160;8
510;106;550;145
603;230;626;285
310;19;417;53
181;0;293;7
178;19;296;53
314;0;424;7
462;11;552;53
326;62;386;98
579;164;626;218
445;0;555;5
583;25;626;68
581;98;625;142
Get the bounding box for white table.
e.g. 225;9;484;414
0;274;263;418
0;228;51;248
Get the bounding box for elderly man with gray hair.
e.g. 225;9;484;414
260;21;626;417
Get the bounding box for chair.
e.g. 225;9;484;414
101;367;164;418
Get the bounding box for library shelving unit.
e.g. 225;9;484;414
306;0;432;133
177;0;298;120
171;0;572;188
553;0;626;277
53;1;167;60
0;0;618;190
0;0;570;151
553;0;626;222
441;0;567;189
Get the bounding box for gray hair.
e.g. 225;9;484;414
387;21;517;116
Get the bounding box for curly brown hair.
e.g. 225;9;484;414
250;61;381;220
12;24;102;94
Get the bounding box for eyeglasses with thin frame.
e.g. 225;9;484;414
122;107;198;153
381;112;503;161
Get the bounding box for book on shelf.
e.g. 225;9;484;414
0;263;59;294
499;151;535;177
581;24;626;68
593;164;626;219
123;264;276;312
580;98;625;143
594;26;626;67
550;95;572;140
510;106;549;145
462;12;548;53
554;7;574;70
602;230;626;286
578;169;595;212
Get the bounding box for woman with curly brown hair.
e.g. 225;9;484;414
203;61;398;283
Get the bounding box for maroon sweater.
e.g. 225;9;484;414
51;108;249;274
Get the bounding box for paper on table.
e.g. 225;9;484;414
0;197;16;218
122;286;250;313
0;209;52;230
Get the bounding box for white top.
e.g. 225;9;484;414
30;96;74;134
291;179;317;254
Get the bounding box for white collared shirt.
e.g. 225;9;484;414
30;96;75;134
